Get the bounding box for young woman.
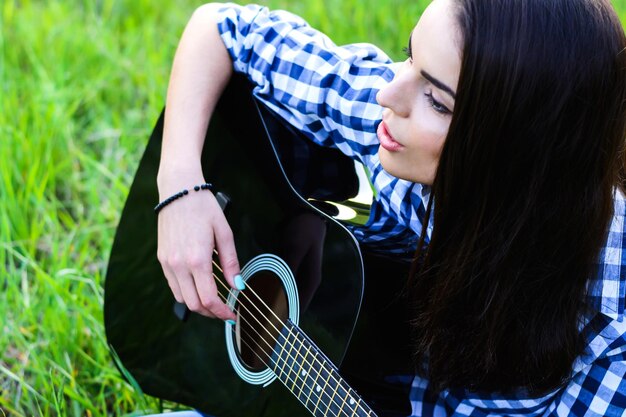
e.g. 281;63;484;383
153;0;626;415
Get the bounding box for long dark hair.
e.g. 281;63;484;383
410;0;626;394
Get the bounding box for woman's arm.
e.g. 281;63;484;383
158;4;232;180
155;2;408;320
156;3;239;321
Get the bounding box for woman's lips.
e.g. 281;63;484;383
377;121;404;152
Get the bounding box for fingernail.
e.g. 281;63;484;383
234;274;246;290
226;319;236;326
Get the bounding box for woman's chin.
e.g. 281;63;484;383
378;148;432;185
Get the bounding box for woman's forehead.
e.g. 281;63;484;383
411;0;462;93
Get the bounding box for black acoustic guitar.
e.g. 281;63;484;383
104;75;413;417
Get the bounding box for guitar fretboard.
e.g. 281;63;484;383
269;320;376;417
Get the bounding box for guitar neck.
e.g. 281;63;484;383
269;320;377;417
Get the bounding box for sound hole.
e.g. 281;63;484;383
234;271;288;371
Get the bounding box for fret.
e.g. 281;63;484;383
355;398;372;417
269;328;282;371
272;325;300;387
315;363;368;417
281;327;300;388
270;320;377;417
304;346;324;410
325;375;342;417
313;363;334;417
287;330;304;393
296;345;312;399
346;387;372;417
334;381;350;416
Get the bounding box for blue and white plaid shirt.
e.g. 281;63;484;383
216;4;626;416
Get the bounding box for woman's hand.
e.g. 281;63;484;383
156;173;240;321
155;3;238;321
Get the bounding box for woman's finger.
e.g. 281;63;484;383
161;263;184;303
213;213;242;291
176;268;213;317
191;259;236;321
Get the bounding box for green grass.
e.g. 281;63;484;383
4;0;626;415
1;0;428;415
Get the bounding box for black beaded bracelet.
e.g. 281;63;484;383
154;183;214;214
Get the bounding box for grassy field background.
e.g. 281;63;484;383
1;0;427;415
3;0;626;416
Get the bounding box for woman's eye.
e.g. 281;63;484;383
425;92;451;115
402;46;413;62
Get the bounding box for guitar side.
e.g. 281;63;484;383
104;76;374;416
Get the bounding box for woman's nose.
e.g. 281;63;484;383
376;68;411;118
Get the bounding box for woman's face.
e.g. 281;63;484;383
376;0;462;185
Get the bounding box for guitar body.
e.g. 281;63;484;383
104;76;412;417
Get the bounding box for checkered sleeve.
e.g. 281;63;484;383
214;3;395;171
407;317;626;416
214;3;432;247
540;317;626;417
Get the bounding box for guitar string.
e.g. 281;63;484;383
213;283;350;417
209;259;370;417
211;252;367;417
214;290;351;417
221;310;340;416
211;249;366;415
212;276;364;417
212;247;359;385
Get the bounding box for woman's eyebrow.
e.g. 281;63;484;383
421;70;457;99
